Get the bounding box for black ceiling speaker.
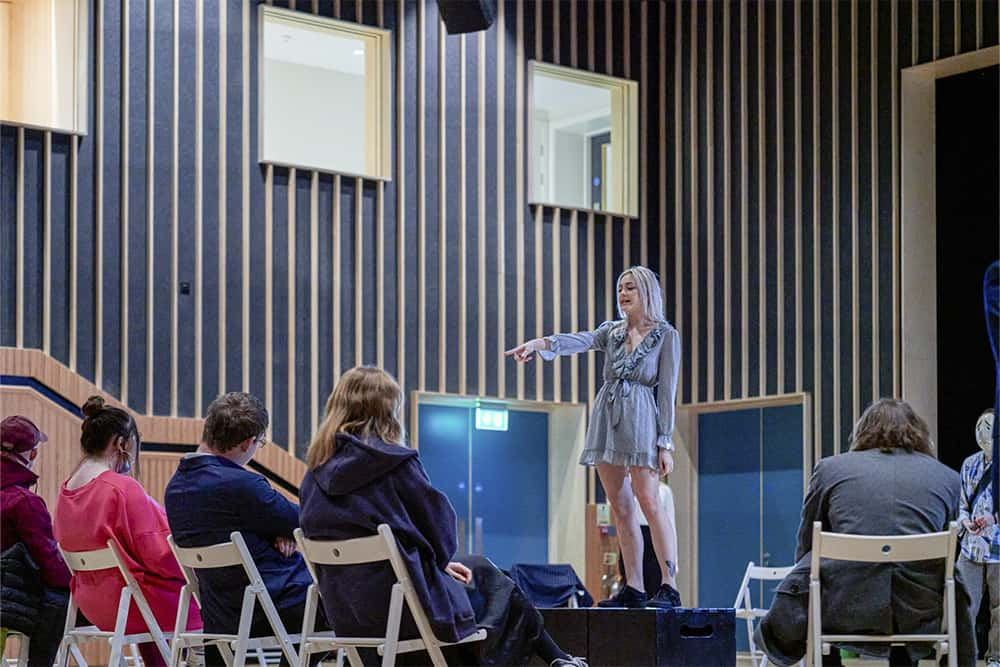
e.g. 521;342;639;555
437;0;497;34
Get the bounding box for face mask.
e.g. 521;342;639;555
976;412;994;455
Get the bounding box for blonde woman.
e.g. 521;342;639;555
299;367;587;667
506;266;682;609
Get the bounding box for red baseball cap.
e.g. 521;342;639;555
1;416;48;454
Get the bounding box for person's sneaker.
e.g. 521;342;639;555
596;584;648;608
985;659;1000;667
550;657;588;667
646;583;682;609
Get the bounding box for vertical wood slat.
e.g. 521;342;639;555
437;18;446;392
310;171;319;437
706;0;715;401
418;0;426;391
851;0;860;424
690;0;699;402
794;0;803;392
170;0;178;411
515;0;525;400
265;164;274;436
553;209;562;403
757;0;766;398
242;0;251;391
535;205;544;400
218;0;227;397
121;0;130;404
675;0;684;402
893;0;901;398
459;33;468;396
147;0;156;410
660;0;669;368
70;136;78;371
289;169;298;455
397;0;406;397
478;29;487;394
775;0;785;394
194;0;203;416
832;0;841;452
96;0;105;388
639;1;648;268
333;174;342;387
43;132;51;356
812;0;823;459
724;2;733;401
496;0;506;399
870;0;879;401
739;0;748;398
16;128;24;349
355;175;363;369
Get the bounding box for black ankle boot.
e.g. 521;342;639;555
597;584;648;608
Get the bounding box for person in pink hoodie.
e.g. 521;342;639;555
54;396;201;666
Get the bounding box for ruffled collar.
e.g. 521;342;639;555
610;320;667;357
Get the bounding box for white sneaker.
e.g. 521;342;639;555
550;658;588;667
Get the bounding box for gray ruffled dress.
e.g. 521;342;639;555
539;320;681;471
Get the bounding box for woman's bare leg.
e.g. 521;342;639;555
630;466;678;588
596;463;645;591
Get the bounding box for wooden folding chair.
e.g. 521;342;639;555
55;540;171;667
805;521;958;667
294;525;486;667
167;532;302;667
732;561;796;667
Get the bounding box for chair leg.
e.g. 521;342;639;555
15;633;30;667
169;638;185;667
232;588;256;667
68;644;88;667
344;649;364;667
108;641;124;667
746;618;759;667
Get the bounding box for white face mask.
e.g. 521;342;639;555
976;412;994;456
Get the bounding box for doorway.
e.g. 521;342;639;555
901;46;1000;451
411;393;589;575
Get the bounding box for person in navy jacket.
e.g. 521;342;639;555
299;366;586;667
165;392;323;641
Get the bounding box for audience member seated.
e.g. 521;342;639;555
755;398;975;667
165;392;325;649
0;415;72;667
54;397;202;667
299;366;587;667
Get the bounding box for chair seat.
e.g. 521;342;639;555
821;633;948;643
66;627;161;644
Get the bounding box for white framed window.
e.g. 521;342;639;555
0;0;90;135
528;61;639;218
258;5;392;180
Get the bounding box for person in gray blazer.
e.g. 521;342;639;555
755;398;976;667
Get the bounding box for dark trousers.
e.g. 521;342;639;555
25;587;71;667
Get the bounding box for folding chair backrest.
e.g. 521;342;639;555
733;561;795;609
59;539;173;663
294;524;449;651
810;522;957;575
60;544;118;573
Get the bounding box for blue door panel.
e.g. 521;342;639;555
761;404;805;610
698;407;761;655
472;409;549;569
417;405;471;552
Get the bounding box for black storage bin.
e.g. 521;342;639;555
660;607;736;667
586;608;736;667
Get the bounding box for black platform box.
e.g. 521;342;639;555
529;608;591;666
586;607;735;667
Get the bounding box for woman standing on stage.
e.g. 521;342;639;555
506;266;682;609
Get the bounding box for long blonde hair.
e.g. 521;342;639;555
306;367;406;469
617;265;666;323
